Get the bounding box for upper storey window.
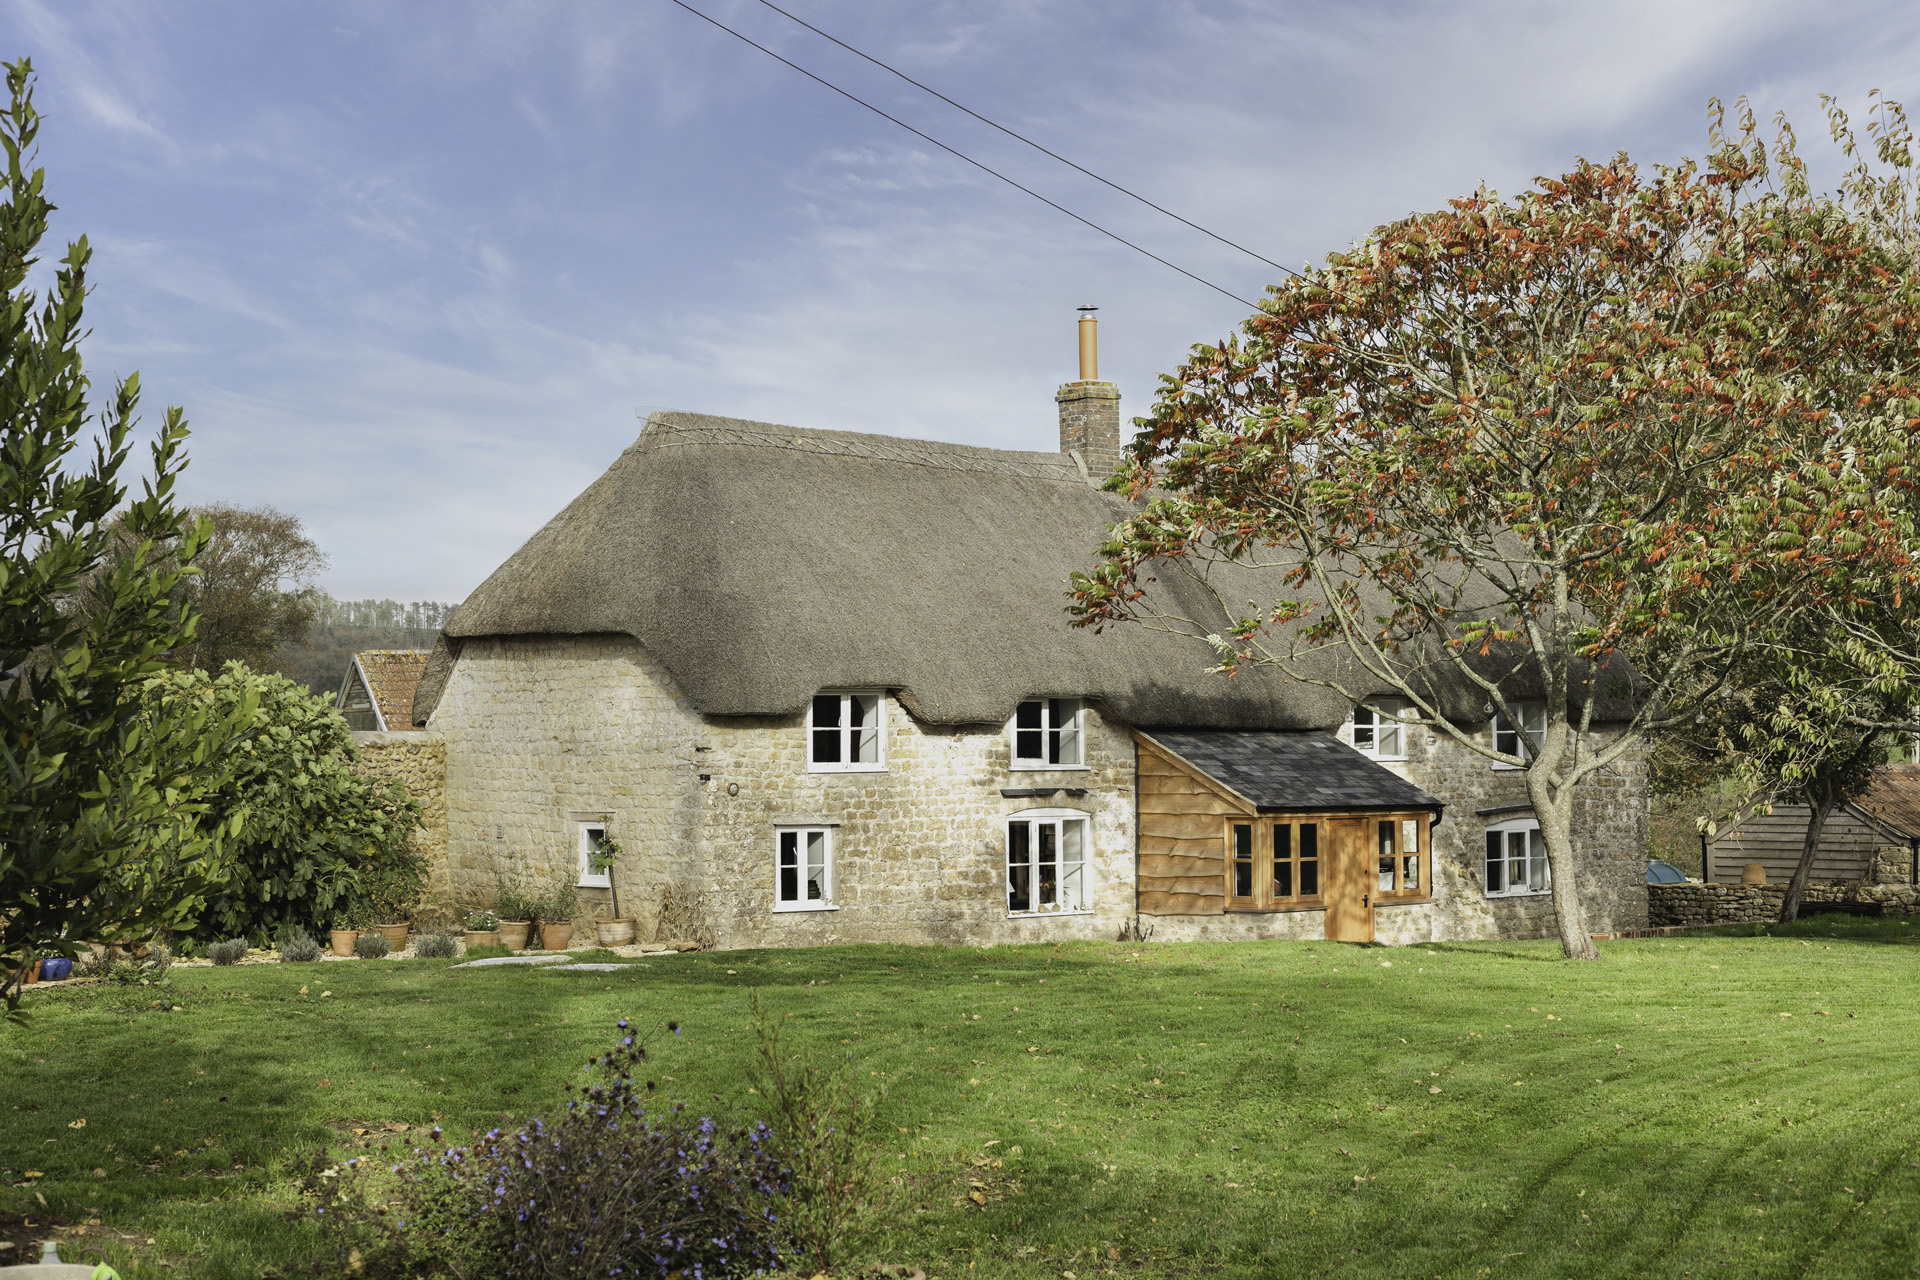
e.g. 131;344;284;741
808;692;885;772
1348;699;1409;760
1012;698;1085;769
1492;702;1546;767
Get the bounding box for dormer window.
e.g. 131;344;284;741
1348;699;1408;761
1492;702;1546;766
1011;699;1085;769
808;692;885;772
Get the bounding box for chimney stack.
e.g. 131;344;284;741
1057;306;1121;477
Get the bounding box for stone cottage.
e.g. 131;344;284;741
406;331;1650;947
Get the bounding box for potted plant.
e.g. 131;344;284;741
463;909;501;949
538;883;577;951
493;878;537;952
364;857;424;954
375;920;410;952
591;830;637;946
329;909;368;958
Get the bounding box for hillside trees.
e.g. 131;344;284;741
1070;145;1920;960
170;503;327;674
0;60;250;1014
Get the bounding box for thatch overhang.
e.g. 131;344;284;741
411;411;1638;731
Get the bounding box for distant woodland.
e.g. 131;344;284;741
279;596;460;696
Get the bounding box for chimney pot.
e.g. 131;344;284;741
1059;307;1120;477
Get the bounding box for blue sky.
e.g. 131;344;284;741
10;0;1920;601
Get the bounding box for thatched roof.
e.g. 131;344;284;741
413;411;1630;730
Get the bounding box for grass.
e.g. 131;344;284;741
5;918;1919;1279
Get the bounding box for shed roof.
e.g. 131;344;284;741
348;650;429;732
1856;765;1920;841
1140;729;1446;815
415;410;1641;730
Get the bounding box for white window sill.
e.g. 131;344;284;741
1008;908;1094;919
1009;763;1091;772
806;764;889;774
1485;889;1552;899
773;902;840;913
1490;762;1526;772
576;877;611;890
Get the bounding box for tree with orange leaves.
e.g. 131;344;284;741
1070;141;1920;960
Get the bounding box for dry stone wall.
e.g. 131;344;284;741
348;731;451;914
1650;880;1920;926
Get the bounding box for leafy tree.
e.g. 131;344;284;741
1071;147;1920;959
171;502;327;674
149;663;424;941
0;59;251;1015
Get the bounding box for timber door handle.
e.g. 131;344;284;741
1363;894;1370;908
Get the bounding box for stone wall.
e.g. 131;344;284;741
348;731;450;914
424;633;1653;948
1649;880;1920;926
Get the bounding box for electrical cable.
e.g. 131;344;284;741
750;0;1295;277
659;0;1262;309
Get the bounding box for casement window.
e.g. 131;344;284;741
1492;702;1546;765
775;827;835;911
1348;700;1409;760
1376;816;1427;899
1227;819;1329;909
1484;818;1551;896
1006;809;1091;915
577;821;612;889
808;692;885;772
1011;698;1085;769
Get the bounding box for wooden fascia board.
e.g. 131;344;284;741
1133;732;1258;814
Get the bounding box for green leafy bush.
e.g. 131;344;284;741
146;664;424;943
279;927;321;963
353;930;391;959
464;909;497;932
414;930;458;959
492;875;539;925
207;938;248;965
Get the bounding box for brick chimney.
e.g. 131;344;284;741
1057;306;1121;477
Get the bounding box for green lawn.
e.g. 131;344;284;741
5;920;1918;1279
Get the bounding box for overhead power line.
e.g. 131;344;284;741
659;0;1262;310
750;0;1295;278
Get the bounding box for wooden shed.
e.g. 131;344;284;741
1136;730;1445;942
1706;793;1916;886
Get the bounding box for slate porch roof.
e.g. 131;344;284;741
1142;729;1446;817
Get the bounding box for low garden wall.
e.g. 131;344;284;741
1649;880;1920;927
350;731;452;919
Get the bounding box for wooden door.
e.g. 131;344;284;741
1322;819;1375;943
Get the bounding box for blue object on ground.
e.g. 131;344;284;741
1647;858;1688;884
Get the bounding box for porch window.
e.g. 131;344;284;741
775;828;835;910
1007;810;1091;915
1012;699;1085;768
1271;821;1322;904
1484;819;1550;896
809;692;885;772
1376;816;1428;898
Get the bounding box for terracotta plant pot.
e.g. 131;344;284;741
377;923;409;952
330;929;360;958
497;921;530;951
463;930;501;949
596;918;636;946
539;921;574;951
1741;862;1767;886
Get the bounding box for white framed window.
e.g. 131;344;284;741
808;692;885;772
1348;699;1409;760
1011;698;1085;769
775;827;836;911
1484;818;1551;897
1492;702;1546;767
1006;809;1092;915
577;821;612;889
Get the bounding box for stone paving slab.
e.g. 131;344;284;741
451;954;573;968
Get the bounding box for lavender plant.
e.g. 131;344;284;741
300;1020;791;1279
